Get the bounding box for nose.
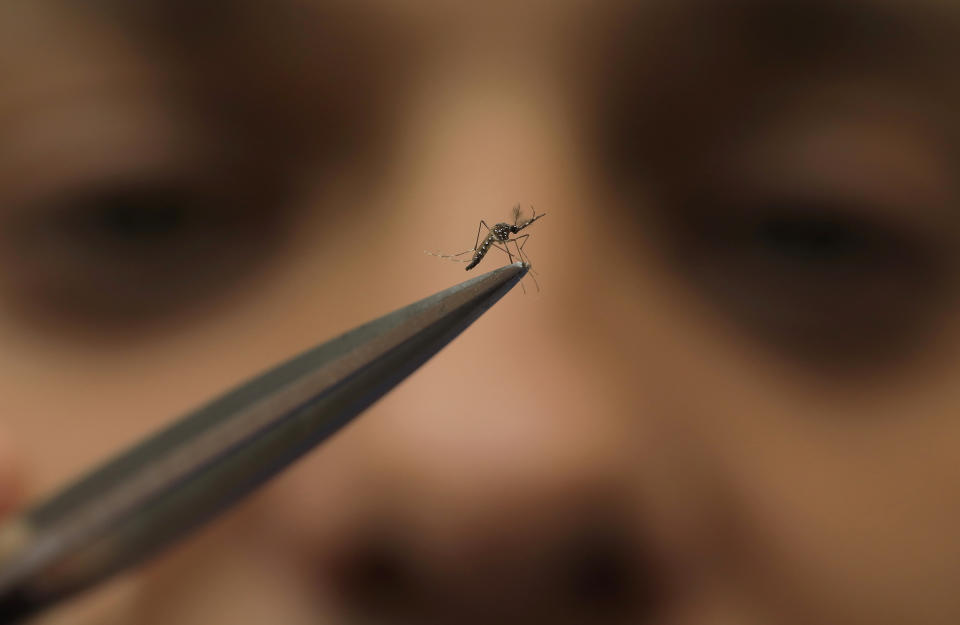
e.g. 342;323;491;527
258;304;670;622
252;10;667;617
297;316;666;621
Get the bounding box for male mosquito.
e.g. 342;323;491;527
426;205;545;292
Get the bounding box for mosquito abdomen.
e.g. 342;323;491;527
465;248;485;270
465;233;495;270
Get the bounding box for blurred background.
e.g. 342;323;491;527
1;0;960;623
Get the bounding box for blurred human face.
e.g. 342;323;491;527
1;0;959;624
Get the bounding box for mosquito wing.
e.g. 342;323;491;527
511;203;522;224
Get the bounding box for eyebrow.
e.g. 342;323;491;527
599;0;960;76
733;0;959;72
587;0;960;201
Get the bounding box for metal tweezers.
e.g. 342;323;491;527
0;262;528;623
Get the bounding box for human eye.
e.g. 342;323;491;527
0;1;410;339
1;171;285;335
669;191;953;367
590;0;960;369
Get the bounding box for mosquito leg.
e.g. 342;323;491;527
527;268;541;292
498;237;522;264
513;235;529;262
495;240;536;294
491;242;515;264
499;240;526;293
509;235;533;266
515;236;540;275
475;220;493;252
483;241;524;292
493;242;528;293
473;221;483;251
508;236;540;292
425;249;474;262
428;219;491;263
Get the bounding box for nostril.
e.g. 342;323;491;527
321;514;669;622
567;535;632;607
327;534;417;613
559;526;664;619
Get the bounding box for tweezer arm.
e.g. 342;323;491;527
0;262;527;623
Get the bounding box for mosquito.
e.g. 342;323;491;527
426;204;545;292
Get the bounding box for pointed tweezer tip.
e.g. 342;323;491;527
431;261;527;309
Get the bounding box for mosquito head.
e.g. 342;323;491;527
514;210;545;232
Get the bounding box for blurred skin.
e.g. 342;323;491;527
0;0;959;623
